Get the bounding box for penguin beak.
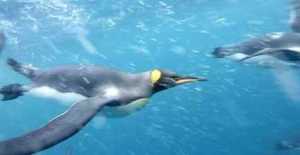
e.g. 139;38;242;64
152;73;207;92
174;76;207;85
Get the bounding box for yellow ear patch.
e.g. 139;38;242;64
151;69;162;84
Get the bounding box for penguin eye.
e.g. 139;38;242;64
150;69;162;85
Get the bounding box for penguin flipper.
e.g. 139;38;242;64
7;58;38;79
0;96;114;155
239;48;292;62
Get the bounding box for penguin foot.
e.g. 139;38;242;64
0;83;24;101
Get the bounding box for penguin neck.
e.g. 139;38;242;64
130;71;151;82
126;71;153;96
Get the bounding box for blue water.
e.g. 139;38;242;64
1;0;300;154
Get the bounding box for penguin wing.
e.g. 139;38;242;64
0;96;114;155
239;48;275;61
290;0;300;32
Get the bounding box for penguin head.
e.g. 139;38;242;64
150;69;207;93
212;46;238;58
213;38;267;58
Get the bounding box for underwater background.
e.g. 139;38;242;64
0;0;300;154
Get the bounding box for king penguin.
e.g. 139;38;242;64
0;32;5;53
0;58;206;155
212;0;300;67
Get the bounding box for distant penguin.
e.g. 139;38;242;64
277;140;300;151
276;133;300;151
0;32;5;54
0;58;206;155
212;0;300;67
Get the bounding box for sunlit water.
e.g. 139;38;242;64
1;0;300;155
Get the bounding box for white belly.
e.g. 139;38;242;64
27;86;87;105
228;53;248;60
27;86;149;117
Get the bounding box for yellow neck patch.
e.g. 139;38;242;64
150;69;162;84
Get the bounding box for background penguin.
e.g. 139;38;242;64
0;32;5;54
0;58;206;155
212;0;300;67
277;140;300;151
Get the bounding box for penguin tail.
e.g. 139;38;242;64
0;83;25;101
7;58;37;79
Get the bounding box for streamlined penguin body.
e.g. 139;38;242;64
1;59;156;117
26;65;151;101
0;59;206;155
212;0;300;67
214;33;300;66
